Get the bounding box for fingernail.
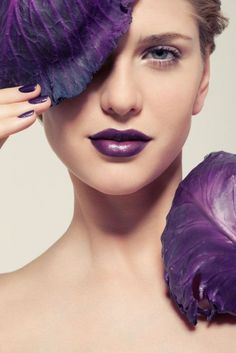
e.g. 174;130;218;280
18;110;35;118
18;83;38;93
28;95;49;104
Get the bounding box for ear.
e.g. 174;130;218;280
192;49;211;116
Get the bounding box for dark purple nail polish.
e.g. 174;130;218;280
18;83;38;93
28;95;49;104
18;110;34;118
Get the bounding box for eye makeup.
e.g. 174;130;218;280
135;32;193;70
142;45;182;69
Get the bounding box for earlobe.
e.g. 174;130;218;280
192;51;211;116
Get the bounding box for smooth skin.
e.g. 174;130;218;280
0;0;236;352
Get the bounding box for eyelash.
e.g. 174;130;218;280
143;46;181;68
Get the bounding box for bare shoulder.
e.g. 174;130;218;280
0;267;41;329
0;264;44;305
0;267;47;351
0;271;17;310
0;269;236;353
0;271;30;351
0;273;16;337
0;271;26;321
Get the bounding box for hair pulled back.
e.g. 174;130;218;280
187;0;229;57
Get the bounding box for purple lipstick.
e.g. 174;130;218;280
88;128;152;157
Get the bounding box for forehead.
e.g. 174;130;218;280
132;0;196;29
113;0;198;54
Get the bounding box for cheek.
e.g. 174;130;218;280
159;86;194;134
145;71;201;163
159;93;193;155
43;94;84;150
149;68;201;131
43;109;92;184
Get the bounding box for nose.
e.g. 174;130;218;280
100;57;142;120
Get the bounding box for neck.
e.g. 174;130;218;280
58;153;182;281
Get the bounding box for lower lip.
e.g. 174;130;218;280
89;139;150;157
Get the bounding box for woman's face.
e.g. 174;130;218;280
42;0;210;195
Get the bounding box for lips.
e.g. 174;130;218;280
90;139;149;157
88;128;152;142
88;128;153;158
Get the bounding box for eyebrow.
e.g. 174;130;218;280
137;32;193;46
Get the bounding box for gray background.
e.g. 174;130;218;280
0;1;235;272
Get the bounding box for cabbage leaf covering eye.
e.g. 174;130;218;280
161;151;236;326
0;0;135;106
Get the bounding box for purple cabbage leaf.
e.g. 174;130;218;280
161;151;236;326
0;0;135;106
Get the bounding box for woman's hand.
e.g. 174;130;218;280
0;84;51;149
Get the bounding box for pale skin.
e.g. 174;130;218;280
0;0;235;351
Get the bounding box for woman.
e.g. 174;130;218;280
0;0;232;351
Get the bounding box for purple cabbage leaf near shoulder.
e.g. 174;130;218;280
161;151;236;326
0;0;135;106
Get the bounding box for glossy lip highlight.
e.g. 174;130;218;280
89;139;150;157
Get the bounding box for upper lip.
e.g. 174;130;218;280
89;128;152;142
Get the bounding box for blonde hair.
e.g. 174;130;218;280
188;0;229;58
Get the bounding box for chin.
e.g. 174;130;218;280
82;175;150;196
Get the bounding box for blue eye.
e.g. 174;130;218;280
143;46;181;68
